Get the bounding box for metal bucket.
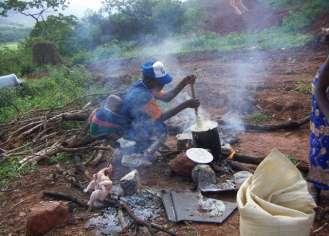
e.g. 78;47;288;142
191;121;221;162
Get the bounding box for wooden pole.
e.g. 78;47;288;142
190;83;198;117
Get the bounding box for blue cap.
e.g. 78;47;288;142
142;60;173;86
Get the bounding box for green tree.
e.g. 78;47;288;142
0;0;69;23
102;0;187;40
29;14;78;55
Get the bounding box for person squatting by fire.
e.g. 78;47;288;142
85;61;200;206
89;60;200;159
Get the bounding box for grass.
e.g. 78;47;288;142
294;81;311;94
0;153;73;189
0;158;35;189
0;42;18;50
46;152;73;165
72;0;329;63
0;65;105;123
75;27;312;63
247;112;271;124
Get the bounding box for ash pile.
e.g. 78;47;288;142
86;189;164;235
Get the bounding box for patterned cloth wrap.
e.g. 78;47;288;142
309;67;329;190
120;80;167;153
89;107;129;138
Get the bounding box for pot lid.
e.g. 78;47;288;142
186;148;214;164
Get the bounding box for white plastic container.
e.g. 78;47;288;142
0;74;22;89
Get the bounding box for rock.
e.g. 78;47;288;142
121;154;152;169
19;211;26;217
26;201;70;236
169;153;196;177
191;165;217;189
120;170;140;196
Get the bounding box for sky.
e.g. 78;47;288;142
0;0;104;26
65;0;104;17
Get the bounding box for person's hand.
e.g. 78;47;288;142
182;74;197;86
184;98;200;109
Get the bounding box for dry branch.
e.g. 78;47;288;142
90;150;105;167
244;116;310;132
20;142;62;164
217;115;309;133
59;146;113;152
313;222;329;234
42;191;87;207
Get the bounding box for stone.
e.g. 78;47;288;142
169;153;196;177
120;170;140;196
121;154;152;169
19;211;26;217
26;201;70;236
191;164;217;189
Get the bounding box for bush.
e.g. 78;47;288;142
0;44;34;75
0;65;91;122
71;50;92;64
97;0;193;41
261;0;329;32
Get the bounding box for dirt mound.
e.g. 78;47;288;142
201;0;286;34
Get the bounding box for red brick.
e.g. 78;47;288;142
26;201;70;236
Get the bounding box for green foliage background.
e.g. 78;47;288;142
0;0;328;121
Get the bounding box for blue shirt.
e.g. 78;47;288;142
120;80;162;122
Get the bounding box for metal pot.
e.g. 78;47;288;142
191;121;221;162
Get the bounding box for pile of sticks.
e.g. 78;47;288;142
0;99;113;166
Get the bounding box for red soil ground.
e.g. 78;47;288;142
2;46;329;235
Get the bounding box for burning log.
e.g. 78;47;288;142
224;151;309;173
233;154;264;165
227;160;257;172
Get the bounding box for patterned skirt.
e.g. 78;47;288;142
308;126;329;190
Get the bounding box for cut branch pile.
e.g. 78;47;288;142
0;99;114;166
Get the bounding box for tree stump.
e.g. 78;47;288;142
32;41;62;66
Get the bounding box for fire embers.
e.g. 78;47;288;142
85;165;113;208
